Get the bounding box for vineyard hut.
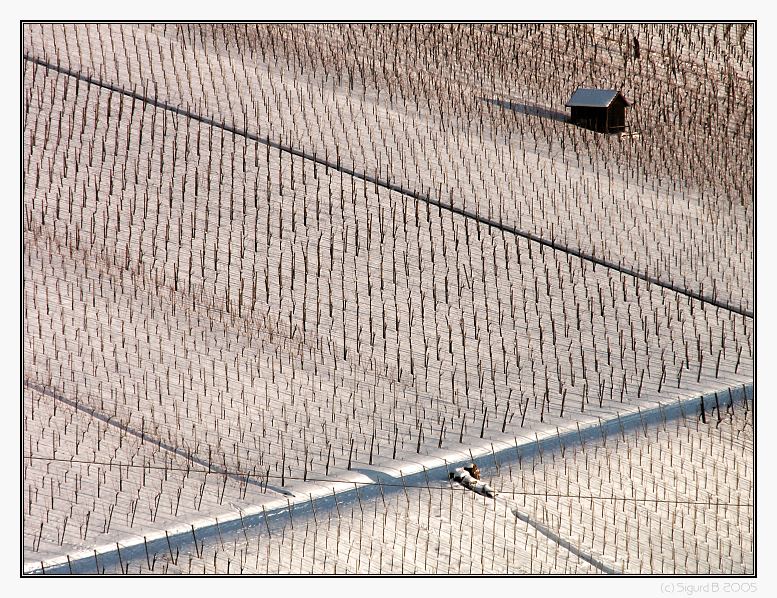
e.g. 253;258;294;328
565;88;631;133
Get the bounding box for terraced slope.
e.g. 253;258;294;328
23;23;754;574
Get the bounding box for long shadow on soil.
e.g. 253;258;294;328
482;97;569;123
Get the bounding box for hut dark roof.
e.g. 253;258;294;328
565;88;631;108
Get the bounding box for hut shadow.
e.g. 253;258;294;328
482;97;569;123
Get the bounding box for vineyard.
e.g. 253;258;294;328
22;23;754;575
